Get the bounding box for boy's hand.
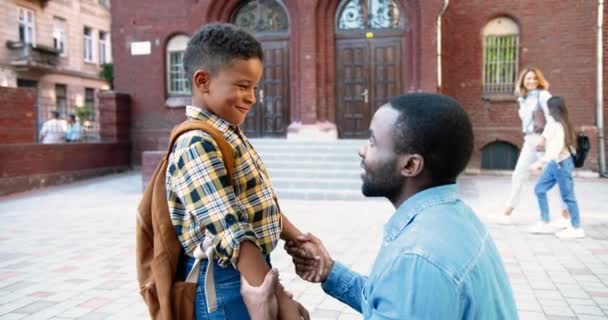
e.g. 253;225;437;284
285;233;334;283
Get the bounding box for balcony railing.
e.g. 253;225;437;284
6;41;59;71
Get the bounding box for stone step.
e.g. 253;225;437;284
270;177;361;191
263;160;361;172
265;168;360;179
258;152;360;162
249;139;365;147
274;188;368;201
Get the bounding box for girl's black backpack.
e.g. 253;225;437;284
570;133;590;168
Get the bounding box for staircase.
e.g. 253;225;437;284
249;139;367;200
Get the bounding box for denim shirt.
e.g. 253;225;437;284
321;185;517;319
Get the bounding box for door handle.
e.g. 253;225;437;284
361;88;368;103
259;89;264;104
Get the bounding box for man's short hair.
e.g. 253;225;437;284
389;93;474;183
183;23;264;84
51;111;60;119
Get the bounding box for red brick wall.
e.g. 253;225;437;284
0;142;130;196
443;1;600;171
111;0;437;165
0;87;36;144
99;91;131;142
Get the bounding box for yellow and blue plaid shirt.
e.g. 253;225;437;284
166;106;282;268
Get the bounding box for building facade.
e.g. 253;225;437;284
0;0;112;140
111;0;607;172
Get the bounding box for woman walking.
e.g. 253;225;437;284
528;96;584;238
500;67;569;225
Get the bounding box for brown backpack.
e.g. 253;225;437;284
136;120;235;320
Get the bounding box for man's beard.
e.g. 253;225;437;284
361;158;401;199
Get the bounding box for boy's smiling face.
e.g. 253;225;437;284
196;58;263;125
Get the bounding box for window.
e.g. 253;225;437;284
166;35;190;95
99;31;110;64
83;27;94;62
482;17;519;94
337;0;402;30
18;7;36;44
85;88;95;120
53;18;66;56
481;141;519;170
231;0;289;33
98;0;110;9
55;84;67;115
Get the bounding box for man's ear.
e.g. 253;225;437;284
192;69;210;93
398;154;424;178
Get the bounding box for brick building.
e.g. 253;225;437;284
111;0;607;173
0;0;112;140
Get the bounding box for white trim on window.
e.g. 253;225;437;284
166;35;190;96
18;7;36;45
84;26;95;63
53;18;67;56
482;17;520;95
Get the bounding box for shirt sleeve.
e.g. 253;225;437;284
366;255;461;320
542;122;565;162
170;133;259;268
321;261;368;313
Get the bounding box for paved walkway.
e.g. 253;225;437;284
1;172;608;319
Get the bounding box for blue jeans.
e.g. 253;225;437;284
534;157;581;228
179;255;253;320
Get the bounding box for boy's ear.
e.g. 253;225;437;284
192;69;210;93
398;154;424;178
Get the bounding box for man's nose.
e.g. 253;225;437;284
358;144;367;158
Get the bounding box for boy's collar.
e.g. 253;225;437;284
186;105;236;133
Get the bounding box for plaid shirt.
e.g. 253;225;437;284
166;106;282;268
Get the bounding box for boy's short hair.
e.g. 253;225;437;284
183;23;264;84
389;93;474;183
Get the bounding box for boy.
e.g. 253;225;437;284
166;23;316;319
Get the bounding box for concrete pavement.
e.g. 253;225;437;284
0;171;608;319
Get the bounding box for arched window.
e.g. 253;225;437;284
337;0;402;30
482;17;519;95
231;0;289;34
481;141;519;170
166;35;190;96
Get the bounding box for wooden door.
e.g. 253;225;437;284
336;37;402;138
336;39;370;139
241;40;289;137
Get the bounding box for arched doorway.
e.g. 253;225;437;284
481;141;519;170
231;0;290;137
335;0;405;138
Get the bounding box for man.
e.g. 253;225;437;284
39;111;66;144
243;93;518;319
65;114;82;142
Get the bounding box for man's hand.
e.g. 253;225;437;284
241;268;279;320
285;233;334;283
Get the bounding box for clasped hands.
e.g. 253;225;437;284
240;233;333;320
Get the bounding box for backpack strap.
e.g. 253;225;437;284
167;119;235;182
166;119;235;314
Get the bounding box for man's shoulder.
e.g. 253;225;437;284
395;202;490;279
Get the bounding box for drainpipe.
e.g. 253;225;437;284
598;0;607;176
436;0;450;92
